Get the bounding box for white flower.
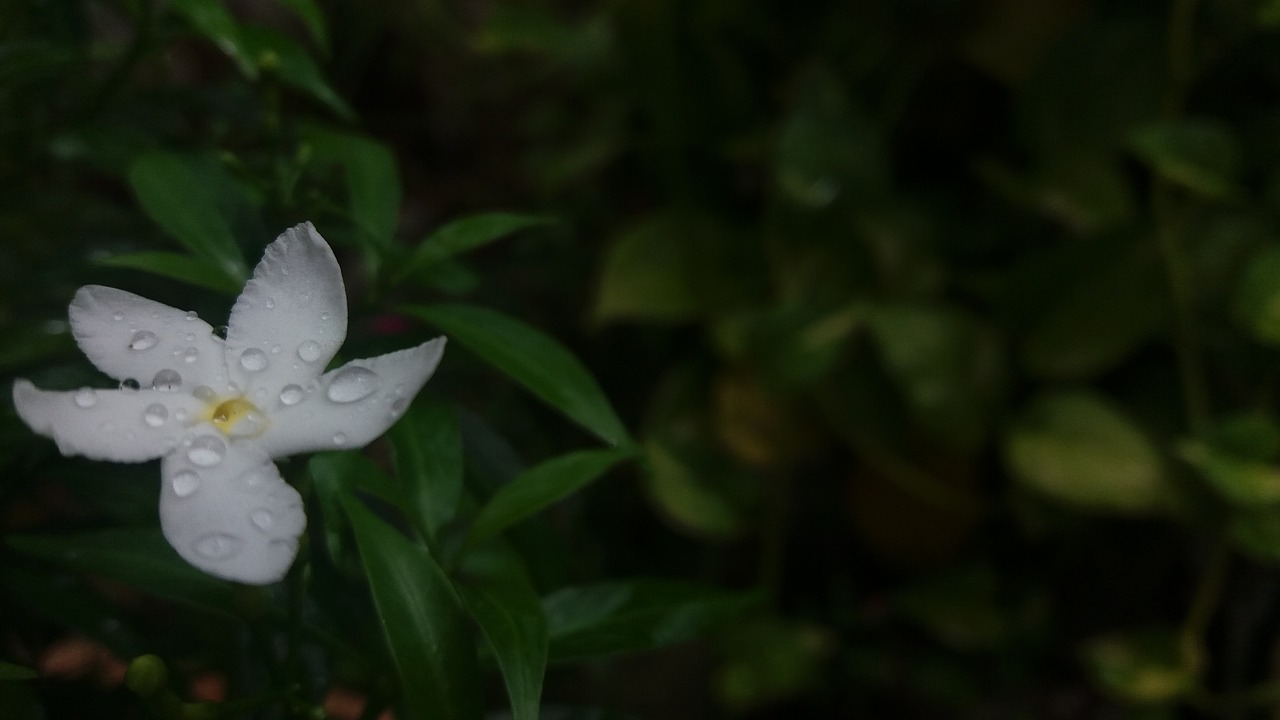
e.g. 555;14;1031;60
12;223;445;585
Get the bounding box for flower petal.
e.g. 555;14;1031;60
160;432;305;584
12;380;204;462
256;337;446;458
68;285;230;393
225;223;348;398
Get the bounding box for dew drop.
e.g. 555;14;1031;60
171;470;200;497
143;403;168;427
279;384;305;406
184;333;195;342
251;509;274;531
184;310;198;322
333;432;348;446
187;436;226;467
320;311;331;321
182;347;199;364
174;409;188;422
270;344;281;354
265;298;275;309
192;533;241;560
391;397;409;414
194;385;217;403
73;387;97;408
119;378;141;392
297;340;322;363
111;311;124;321
326;366;380;403
153;369;182;392
212;325;228;340
239;469;268;491
129;330;158;351
240;348;268;372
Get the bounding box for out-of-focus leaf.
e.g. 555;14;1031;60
475;5;611;67
458;548;547;720
1082;631;1198;703
0;566;147;659
279;0;329;51
0;663;36;681
95;251;244;295
469;447;633;546
127;151;248;284
776;65;883;208
302;125;399;249
865;304;1000;454
167;0;256;77
404;303;631;447
5;529;236;615
1005;392;1167;513
396;213;554;287
0;321;74;374
543;579;760;661
310;452;410;518
714;619;833;712
892;564;1035;651
643;438;747;539
1180;438;1280;505
1232;244;1280;346
240;27;353;120
343;495;482;720
593;212;759;325
1229;508;1280;563
391;395;464;541
712;303;861;388
1129;120;1238;198
1021;244;1165;378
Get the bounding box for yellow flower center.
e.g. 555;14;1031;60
204;395;268;438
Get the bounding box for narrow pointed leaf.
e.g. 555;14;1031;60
391;395;464;540
343;495;482;720
396;213;554;285
0;663;36;681
469;447;633;545
95;251;245;295
302;125;400;248
127;151;248;283
459;549;547;720
404;303;631;446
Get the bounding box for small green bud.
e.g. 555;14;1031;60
124;654;168;697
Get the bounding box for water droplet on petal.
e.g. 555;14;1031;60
240;348;268;372
279;384;305;406
129;330;158;351
153;369;182;392
251;509;274;531
119;378;141;391
185;310;198;322
174;409;188;422
112;311;124;321
391;397;409;414
265;298;275;309
193;533;241;560
143;403;168;427
73;388;97;408
183;333;194;342
187;436;226;467
182;347;199;364
194;385;216;403
270;344;281;354
239;469;268;492
326;367;380;403
333;432;348;446
320;311;330;321
297;340;322;363
171;470;199;497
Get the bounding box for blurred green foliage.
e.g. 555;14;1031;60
8;0;1280;718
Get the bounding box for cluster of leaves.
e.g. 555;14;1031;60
0;1;755;719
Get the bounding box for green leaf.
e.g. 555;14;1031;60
167;0;257;77
5;529;236;615
1004;392;1167;513
404;303;631;447
458;549;548;720
1129;119;1238;198
1180;440;1280;505
0;320;75;374
643;439;746;539
0;663;36;682
127;151;248;284
469;447;633;546
390;395;464;541
543;580;760;661
593;212;758;324
343;495;482;720
239;26;353;120
302;125;400;249
278;0;330;51
1232;245;1280;346
310;451;411;517
1229;508;1280;563
95;251;244;295
396;213;554;287
1082;630;1198;703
